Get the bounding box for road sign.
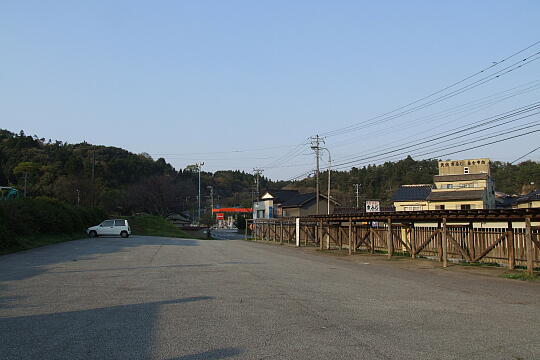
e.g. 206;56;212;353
365;200;380;213
216;213;225;220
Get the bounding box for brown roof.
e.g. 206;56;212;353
434;173;489;182
427;189;485;201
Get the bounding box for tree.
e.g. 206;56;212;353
13;161;40;197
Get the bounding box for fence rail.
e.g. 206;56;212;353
246;211;540;275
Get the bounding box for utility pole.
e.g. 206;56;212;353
354;184;361;208
91;150;95;206
253;168;263;202
196;162;204;224
310;135;324;215
207;185;214;215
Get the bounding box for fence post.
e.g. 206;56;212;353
280;221;284;245
319;221;324;250
437;221;443;262
410;224;416;259
348;218;352;255
387;217;393;259
442;217;448;268
525;216;534;276
245;220;249;240
295;218;300;247
507;221;515;270
467;223;475;261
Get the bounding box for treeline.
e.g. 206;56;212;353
2;130;538;214
0;129;277;216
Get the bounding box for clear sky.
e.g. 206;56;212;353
2;1;539;180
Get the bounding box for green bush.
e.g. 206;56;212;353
0;198;106;252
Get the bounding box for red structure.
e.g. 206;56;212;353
212;208;252;213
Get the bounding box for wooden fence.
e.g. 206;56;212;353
246;210;540;274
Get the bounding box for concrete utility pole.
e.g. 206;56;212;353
310;135;325;215
196;162;204;224
253;168;263;201
354;184;361;208
207;185;214;216
321;148;332;215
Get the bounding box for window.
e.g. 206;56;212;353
446;184;453;189
435;205;445;210
101;220;114;227
114;220;126;227
282;209;287;217
460;204;471;210
464;167;470;174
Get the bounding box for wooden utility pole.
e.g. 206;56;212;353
310;135;324;215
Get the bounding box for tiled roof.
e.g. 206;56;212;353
427;189;485;201
434;173;489;182
265;190;300;203
281;193;316;208
515;190;540;204
391;185;432;201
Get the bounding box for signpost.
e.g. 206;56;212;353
365;200;380;213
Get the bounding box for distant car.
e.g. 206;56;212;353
87;219;131;238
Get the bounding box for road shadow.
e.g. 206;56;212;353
0;236;200;282
169;347;243;360
1;297;219;360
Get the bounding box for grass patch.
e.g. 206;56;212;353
500;271;538;281
0;233;87;255
458;261;500;267
127;215;207;239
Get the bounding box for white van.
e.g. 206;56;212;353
87;219;131;238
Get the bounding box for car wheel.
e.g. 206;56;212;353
89;230;97;238
121;231;129;238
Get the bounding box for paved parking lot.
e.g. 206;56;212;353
1;234;539;359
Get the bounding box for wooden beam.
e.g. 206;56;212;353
442;218;448;268
445;229;472;263
387;217;393;259
348;218;352;255
507;221;514;270
413;229;440;255
525;217;534;276
473;233;507;263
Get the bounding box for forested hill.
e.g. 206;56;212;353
0;129;275;215
1;129;539;214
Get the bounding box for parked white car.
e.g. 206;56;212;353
87;219;131;238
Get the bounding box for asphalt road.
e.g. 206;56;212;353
1;232;539;360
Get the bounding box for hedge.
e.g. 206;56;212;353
0;197;106;252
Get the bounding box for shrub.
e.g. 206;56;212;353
0;198;106;252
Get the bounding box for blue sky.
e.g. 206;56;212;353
1;1;539;179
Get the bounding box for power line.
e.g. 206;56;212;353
510;145;540;164
320;40;540;137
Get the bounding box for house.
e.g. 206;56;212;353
513;190;540;209
391;184;432;211
166;212;191;227
253;190;339;218
280;192;339;217
427;158;495;210
390;158;497;211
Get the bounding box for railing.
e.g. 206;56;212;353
246;211;540;275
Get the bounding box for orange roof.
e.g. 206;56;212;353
212;208;252;213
